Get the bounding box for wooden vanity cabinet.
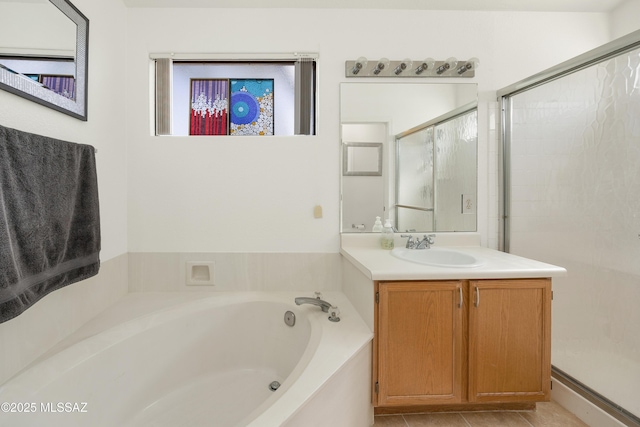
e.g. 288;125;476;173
374;278;551;410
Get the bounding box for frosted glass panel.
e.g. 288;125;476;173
435;111;477;231
397;207;434;232
396;109;477;233
507;47;640;417
397;127;434;208
396;127;434;232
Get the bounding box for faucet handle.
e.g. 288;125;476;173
401;234;416;249
328;305;341;322
425;234;436;244
314;291;323;300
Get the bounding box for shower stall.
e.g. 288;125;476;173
499;31;640;425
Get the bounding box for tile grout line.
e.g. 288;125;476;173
517;411;536;427
400;415;411;426
459;413;474;427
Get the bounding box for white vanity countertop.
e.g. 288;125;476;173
340;233;567;281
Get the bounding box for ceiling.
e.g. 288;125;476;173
121;0;627;13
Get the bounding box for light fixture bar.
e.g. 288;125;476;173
345;58;477;78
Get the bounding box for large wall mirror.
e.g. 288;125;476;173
0;0;89;121
340;82;478;233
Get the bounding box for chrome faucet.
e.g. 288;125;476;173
295;295;341;322
401;234;435;249
415;234;436;249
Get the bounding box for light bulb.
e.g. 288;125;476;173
415;58;435;75
436;57;458;75
351;56;368;75
457;57;479;74
371;57;390;76
394;58;414;75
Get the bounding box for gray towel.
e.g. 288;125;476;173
0;124;100;323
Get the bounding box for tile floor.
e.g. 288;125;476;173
373;400;589;427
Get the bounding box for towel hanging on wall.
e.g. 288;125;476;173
0;124;100;324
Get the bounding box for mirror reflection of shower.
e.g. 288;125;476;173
395;104;477;232
339;83;478;233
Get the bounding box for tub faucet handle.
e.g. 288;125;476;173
328;306;340;323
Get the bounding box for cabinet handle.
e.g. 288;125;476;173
474;286;480;307
458;286;463;308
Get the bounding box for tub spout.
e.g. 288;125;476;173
295;297;332;312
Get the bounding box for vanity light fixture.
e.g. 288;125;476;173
394;58;413;75
436;57;458;74
351;56;368;75
345;57;478;78
414;58;435;75
371;58;390;75
457;57;479;74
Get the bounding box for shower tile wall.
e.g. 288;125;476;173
507;48;640;417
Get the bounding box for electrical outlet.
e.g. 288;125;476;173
462;194;476;214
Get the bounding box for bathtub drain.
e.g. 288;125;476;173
269;381;281;391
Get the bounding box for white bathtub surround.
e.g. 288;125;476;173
129;252;342;292
0;292;373;427
0;253;128;386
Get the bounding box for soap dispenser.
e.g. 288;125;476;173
372;216;383;232
380;218;394;250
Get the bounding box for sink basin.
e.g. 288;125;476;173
391;247;483;268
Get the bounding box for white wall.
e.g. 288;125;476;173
610;0;640;39
126;8;611;253
0;0;129;384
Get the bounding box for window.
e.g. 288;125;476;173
154;54;317;136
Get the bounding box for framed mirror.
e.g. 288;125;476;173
340;82;478;233
0;0;89;121
343;142;383;176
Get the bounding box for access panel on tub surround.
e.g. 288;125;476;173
128;252;342;293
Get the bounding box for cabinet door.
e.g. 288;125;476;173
468;279;551;403
377;281;464;406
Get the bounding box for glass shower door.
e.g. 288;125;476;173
396;126;434;232
503;44;640;420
